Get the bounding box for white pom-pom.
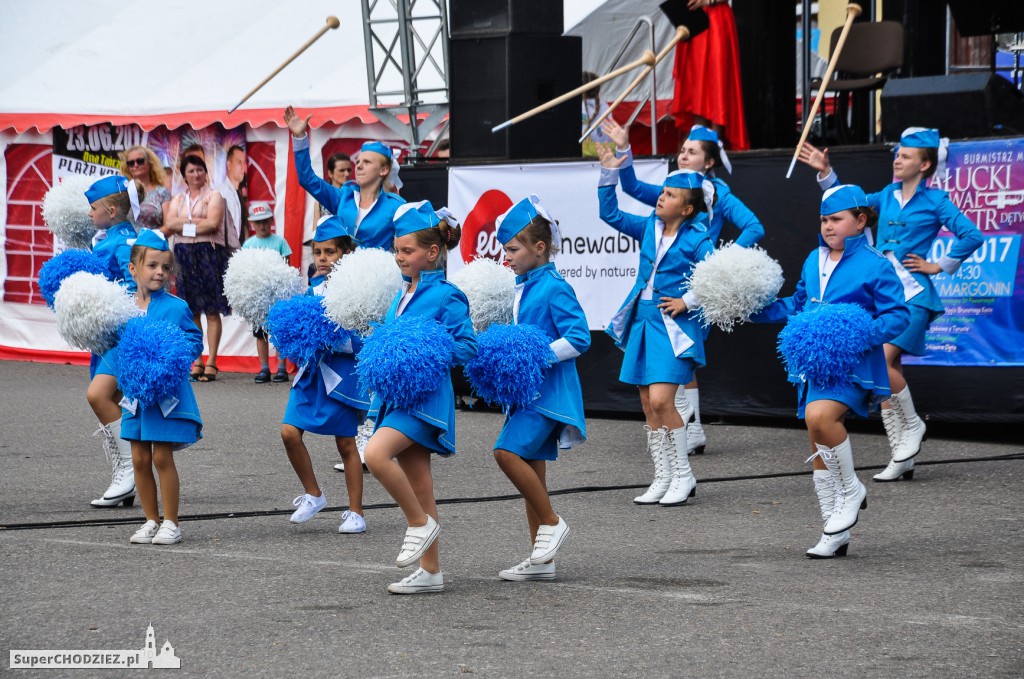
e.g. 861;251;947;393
43;175;97;250
323;248;403;335
53;272;141;353
688;243;784;332
223;248;305;329
450;258;516;332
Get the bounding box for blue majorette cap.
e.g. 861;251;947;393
313;214;355;243
84;175;129;204
127;228;170;251
664;169;706;190
899;127;940;148
393;200;441;238
495;194;557;246
821;184;868;215
360;141;393;160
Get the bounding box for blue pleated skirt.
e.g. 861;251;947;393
619;300;697;386
796;348;892;419
889;303;932;356
376;406;450;456
282;369;362;437
494;407;562;461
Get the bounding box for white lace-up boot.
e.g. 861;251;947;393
820;438;866;535
674;388;694;425
806;470;850;558
659;426;696;506
633;426;670;504
90;419;136;508
889;387;927;462
681;387;707;454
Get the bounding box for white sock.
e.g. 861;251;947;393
685;388;701;425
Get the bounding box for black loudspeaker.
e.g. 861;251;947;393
946;0;1024;36
449;35;582;160
449;0;563;38
881;74;1024;140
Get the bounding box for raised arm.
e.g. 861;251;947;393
602;119;661;208
284;105;343;217
596;143;647;242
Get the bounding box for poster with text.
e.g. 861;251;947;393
904;137;1024;367
448;160;668;331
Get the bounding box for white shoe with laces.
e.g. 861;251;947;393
290;492;327;524
337;510;366;534
130;520;159;544
530;517;569;565
806;531;850;558
387;567;444;594
151;520;182;545
90;420;137;508
396;515;440;567
499;558;556;581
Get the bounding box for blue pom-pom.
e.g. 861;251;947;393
38;249;108;308
357;315;456;410
115;316;195;406
266;294;349;366
778;303;875;389
465;324;554;408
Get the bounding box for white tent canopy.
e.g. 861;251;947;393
0;0;412;132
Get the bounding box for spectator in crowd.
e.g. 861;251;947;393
162;154;228;382
317;152;353;218
434;139;450;159
241;201;292;384
120;145;170;231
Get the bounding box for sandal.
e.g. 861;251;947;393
198;365;219;382
189;360;204;382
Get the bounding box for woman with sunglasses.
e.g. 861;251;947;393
120;146;171;232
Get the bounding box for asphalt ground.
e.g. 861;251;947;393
1;361;1021;678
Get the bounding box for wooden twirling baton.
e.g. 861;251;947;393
786;3;862;178
491;52;657;133
228;16;341;114
578;26;688;144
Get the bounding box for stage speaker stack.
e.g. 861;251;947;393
449;0;582;160
881;73;1024;140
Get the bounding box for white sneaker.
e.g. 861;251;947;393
499;558;556;581
338;510;366;534
387;567;444;594
290;492;327;524
333;462;345;472
530;517;569;565
130;520;159;544
396;515;440;567
151;520;182;545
